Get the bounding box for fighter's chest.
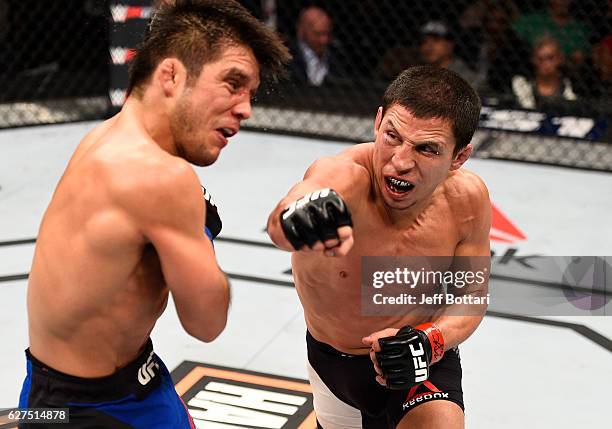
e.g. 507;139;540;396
351;212;461;257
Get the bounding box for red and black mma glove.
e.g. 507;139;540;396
279;189;352;250
201;186;222;242
376;323;445;390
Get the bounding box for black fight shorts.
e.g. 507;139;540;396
306;331;463;429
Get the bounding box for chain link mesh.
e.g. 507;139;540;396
0;0;109;127
245;0;612;171
251;0;611;119
1;0;611;170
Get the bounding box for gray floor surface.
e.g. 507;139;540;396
1;122;611;428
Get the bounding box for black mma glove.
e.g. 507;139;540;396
202;185;222;240
280;188;352;250
376;323;445;390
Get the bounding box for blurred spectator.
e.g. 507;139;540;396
592;36;612;97
513;0;590;64
375;45;420;82
511;36;577;110
260;0;277;29
457;0;530;94
288;6;343;86
575;36;612;102
418;20;479;88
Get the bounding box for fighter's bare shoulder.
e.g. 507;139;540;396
443;168;491;230
444;168;489;207
103;138;203;233
338;142;376;167
305;143;373;203
307;143;372;183
446;168;489;201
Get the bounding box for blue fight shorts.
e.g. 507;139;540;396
18;339;194;428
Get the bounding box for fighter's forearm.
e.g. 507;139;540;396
199;273;231;341
432;267;490;350
432;313;485;351
203;273;231;339
267;203;294;252
177;272;230;342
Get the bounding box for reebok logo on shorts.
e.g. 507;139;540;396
402;392;449;410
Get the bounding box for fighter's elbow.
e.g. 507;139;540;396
267;211;288;250
269;208;299;253
182;314;227;343
195;323;226;343
266;213;277;241
177;293;229;343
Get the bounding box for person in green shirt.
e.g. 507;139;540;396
513;0;590;64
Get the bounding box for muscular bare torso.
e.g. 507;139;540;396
28;118;172;377
293;145;481;353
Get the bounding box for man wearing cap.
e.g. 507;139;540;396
419;21;479;88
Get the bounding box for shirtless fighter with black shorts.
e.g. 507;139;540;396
268;66;491;429
18;1;289;427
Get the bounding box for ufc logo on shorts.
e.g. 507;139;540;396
282;189;331;219
409;343;429;383
137;351;160;386
201;186;217;208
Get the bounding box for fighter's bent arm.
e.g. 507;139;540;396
267;155;367;252
135;160;230;342
364;179;492;389
430;179;492;350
